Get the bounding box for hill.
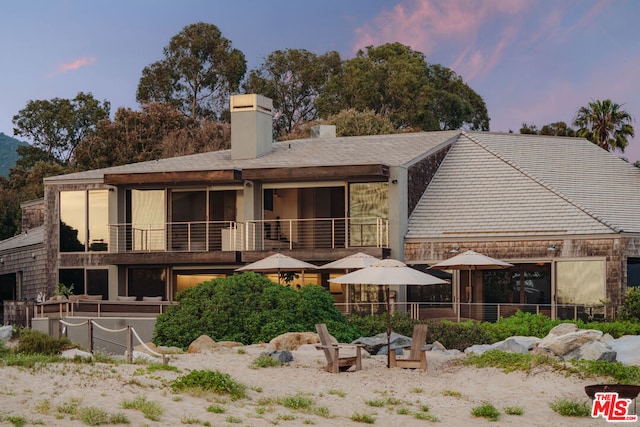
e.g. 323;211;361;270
0;132;27;178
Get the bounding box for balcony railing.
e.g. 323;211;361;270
108;217;388;253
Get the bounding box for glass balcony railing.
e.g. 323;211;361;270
108;217;389;253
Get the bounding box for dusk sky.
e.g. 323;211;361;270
2;0;639;162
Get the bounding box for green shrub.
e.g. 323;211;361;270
549;398;591;417
14;329;73;356
152;273;358;348
480;311;561;341
471;402;500;421
171;370;246;400
425;319;494;351
618;287;640;321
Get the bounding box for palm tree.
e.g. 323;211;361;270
573;99;635;153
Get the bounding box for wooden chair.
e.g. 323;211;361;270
389;324;428;371
315;323;362;373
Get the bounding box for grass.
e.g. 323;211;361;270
121;396;164;421
250;354;283;369
504;406;525;415
327;389;346;398
471;402;500;422
351;412;376;424
170;370;246;400
549;398;591;417
206;404;225;414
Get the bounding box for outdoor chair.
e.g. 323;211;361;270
389;323;428;371
315;323;362;373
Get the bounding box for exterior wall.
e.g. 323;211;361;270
21;199;45;231
0;245;46;300
407;145;451;216
405;235;637;305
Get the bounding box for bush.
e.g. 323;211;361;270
618;287;640;321
14;329;73;356
480;311;562;341
152;273;359;348
426;320;494;351
171;370;247;400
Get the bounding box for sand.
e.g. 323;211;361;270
0;344;612;426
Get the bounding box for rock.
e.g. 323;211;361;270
464;344;493;355
261;350;293;363
156;345;184;354
564;340;616;362
61;348;93;360
132;350;160;363
547;323;579;336
608;336;640;365
0;325;13;342
270;332;321;350
353;332;411;355
432;340;446;351
188;335;218;353
537;329;603;358
493;338;529;354
465;337;538;355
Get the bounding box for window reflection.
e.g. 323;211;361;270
88;190;109;251
60;191;86;252
556;260;605;305
349;182;388;247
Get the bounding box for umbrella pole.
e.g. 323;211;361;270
386;285;391;368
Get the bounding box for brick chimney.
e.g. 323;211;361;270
230;94;273;160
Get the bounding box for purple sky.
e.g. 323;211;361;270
1;0;639;162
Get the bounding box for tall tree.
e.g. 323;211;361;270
573;99;635;152
317;43;489;131
244;49;341;139
12;92;110;164
520;121;576;136
136;22;246;120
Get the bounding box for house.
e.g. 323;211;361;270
1;93;639;327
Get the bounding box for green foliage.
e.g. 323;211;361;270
570;359;640;384
120;396;164;421
618;287;640;321
462;350;556;373
13;329;72;356
573;99;634;153
549;398;591;417
137;22;246;120
171;370;246;400
350;413;376;424
0;133;27;178
152;273;357;347
480;311;561;341
503;406;524;415
425;319;494;351
347;311;418;338
250;354;282;369
471;402;500;422
325;109;395;137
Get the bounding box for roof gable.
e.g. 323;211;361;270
407;134;617;238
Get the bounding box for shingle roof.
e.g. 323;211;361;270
407;132;640;238
0;226;44;252
45;131;460;182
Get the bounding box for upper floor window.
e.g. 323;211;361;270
59;190;109;252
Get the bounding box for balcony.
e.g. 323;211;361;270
108;217;389;254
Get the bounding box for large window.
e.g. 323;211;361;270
59;269;109;299
60;190;109;252
628;258;640;287
127;190;165;251
348;182;388;246
128;268;166;300
556;260;606;305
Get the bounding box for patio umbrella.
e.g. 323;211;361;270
430;250;513;321
236;253;317;284
319;252;380;270
330;258;447;367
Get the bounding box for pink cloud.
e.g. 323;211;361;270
57;56;96;74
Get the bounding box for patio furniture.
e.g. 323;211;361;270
315;323;362;373
389;324;428;371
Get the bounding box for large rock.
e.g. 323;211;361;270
261;350;293;363
608;335;640;365
353;332;411;355
270;332;321;350
564;340;616;362
0;325;13;342
465;336;540;355
536;328;603;358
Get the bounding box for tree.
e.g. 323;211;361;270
520;121;576;137
244;49;341;139
325;108;396;136
573;99;635;153
136;22;246;120
12;92;110;164
317;43;489;132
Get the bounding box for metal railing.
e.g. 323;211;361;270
335;301;619;323
108;217;389;253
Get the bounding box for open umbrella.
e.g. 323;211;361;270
236;253;317;284
330;258;447;367
430;250;513;321
319;252;380;270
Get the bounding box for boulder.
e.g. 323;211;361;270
0;325;13;342
564;340;616;362
261;350;293;363
547;323;579;336
353;332;410;355
187;335;218;353
60;348;93;360
536;328;603;358
608;335;640;365
270;332;321;350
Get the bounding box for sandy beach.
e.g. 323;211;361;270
0;342;614;426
